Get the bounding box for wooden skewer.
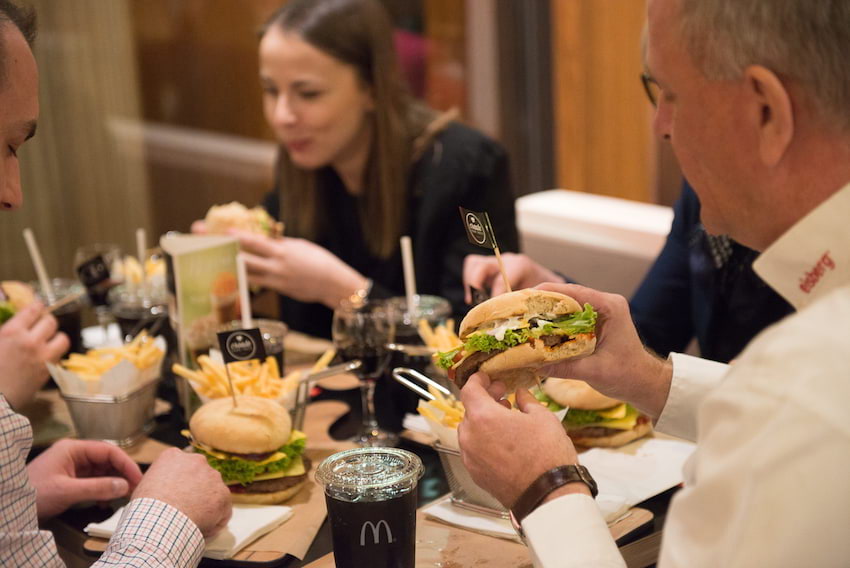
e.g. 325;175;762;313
47;291;85;313
493;246;512;293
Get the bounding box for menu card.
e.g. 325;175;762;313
160;234;239;367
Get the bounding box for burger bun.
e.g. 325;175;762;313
189;396;291;454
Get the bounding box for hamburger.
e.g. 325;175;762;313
541;378;652;448
435;289;597;392
0;281;36;325
186;396;309;504
204;202;283;238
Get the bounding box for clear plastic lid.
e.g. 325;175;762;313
316;448;424;503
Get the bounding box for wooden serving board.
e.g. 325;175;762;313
305;505;653;567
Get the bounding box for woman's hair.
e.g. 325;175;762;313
263;0;434;258
679;0;850;132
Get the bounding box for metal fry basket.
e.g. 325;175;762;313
434;442;509;518
61;379;158;447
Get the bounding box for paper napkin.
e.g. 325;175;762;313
85;503;294;560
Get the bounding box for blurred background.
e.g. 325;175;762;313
0;0;678;280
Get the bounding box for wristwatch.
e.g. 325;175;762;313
510;465;598;535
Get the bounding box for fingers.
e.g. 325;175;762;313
4;301;45;331
234;231;279;257
190;220;207;234
71;476;131;502
515;388;549;415
242;251;280;276
463;255;499;303
43;332;70;363
460;372;511;417
29;311;59;343
74;441;144;487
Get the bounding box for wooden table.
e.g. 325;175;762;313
43;370;666;567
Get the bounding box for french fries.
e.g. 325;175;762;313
173;347;337;401
417;319;462;352
61;331;163;381
417;385;465;429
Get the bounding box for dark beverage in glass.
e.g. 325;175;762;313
316;448;423;568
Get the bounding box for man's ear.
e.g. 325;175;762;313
744;65;794;167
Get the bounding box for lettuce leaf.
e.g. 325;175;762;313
532;388;565;412
196;432;307;485
435;348;461;370
538;303;598;336
0;302;14;325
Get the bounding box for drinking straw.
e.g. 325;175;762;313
236;253;252;329
400;235;417;314
136;228;148;301
23;228;55;303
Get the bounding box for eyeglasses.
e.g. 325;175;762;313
641;72;661;107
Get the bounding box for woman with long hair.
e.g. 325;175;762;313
204;0;518;339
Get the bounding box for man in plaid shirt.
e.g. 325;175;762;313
0;2;232;566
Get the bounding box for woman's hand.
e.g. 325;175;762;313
236;232;367;309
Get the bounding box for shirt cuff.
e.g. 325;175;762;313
654;353;728;441
522;493;625;568
100;498;205;567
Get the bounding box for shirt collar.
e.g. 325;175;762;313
753;182;850;310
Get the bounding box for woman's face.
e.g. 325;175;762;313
259;27;375;172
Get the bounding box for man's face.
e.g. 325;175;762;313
0;24;38;211
646;0;764;246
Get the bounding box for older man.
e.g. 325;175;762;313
0;2;232;567
459;1;850;566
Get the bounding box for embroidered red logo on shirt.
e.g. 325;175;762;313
799;251;836;293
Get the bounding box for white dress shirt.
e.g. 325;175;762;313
523;183;850;567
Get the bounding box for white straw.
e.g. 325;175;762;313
236;253;252;329
136;228;148;300
23;228;55;303
400;235;417;314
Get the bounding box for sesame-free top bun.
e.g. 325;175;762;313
542;378;620;410
459;289;582;338
204;202;283;237
190;396;291;454
478;335;597;392
0;281;36;310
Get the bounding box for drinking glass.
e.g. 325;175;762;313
332;298;397;447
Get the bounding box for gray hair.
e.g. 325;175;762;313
679;0;850;131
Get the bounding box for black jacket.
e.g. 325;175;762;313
263;122;519;339
630;182;793;362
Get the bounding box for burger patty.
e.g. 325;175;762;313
454;350;501;386
454;334;575;386
229;456;312;494
568;415;650;438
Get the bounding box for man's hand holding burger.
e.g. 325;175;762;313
535;283;673;421
458;372;587;508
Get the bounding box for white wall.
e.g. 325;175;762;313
517;190;674;298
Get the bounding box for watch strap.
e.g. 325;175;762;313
511;465;598;524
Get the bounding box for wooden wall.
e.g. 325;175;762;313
551;0;660;203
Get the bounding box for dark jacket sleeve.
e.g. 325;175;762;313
411;123;519;320
629;183;700;357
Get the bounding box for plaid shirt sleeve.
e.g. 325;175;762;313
92;497;205;568
0;396;64;567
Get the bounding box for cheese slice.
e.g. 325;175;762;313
596;403;627;420
224;455;306;485
182;429;307;463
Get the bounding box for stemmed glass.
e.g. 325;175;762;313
332;298;398;447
